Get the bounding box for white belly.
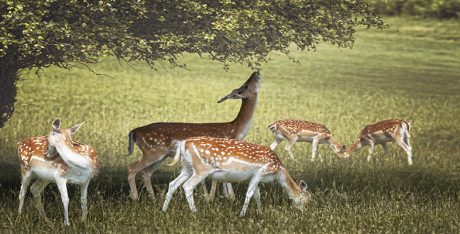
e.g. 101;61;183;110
32;166;60;181
370;134;394;144
30;157;93;185
211;170;253;182
209;168;276;184
66;169;94;184
297;136;314;143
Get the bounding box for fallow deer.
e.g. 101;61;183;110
268;120;346;161
127;72;261;200
162;137;312;217
17;119;99;225
340;119;413;165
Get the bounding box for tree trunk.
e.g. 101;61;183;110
0;65;19;128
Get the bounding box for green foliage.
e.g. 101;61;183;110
370;0;460;18
0;17;459;232
0;0;385;70
0;0;146;69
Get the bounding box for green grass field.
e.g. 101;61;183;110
0;17;459;232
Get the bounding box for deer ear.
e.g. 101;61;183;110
70;122;85;134
52;118;61;131
217;94;230;103
299;180;308;192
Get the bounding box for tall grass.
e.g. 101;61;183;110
0;17;459;232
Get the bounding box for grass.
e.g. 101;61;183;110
0;17;459;232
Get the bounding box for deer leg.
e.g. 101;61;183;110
182;172;211;213
254;186;262;212
311;138;320;162
240;175;261;217
405;136;413;166
221;182;235;200
284;137;298;159
222;182;229;197
127;149;167;200
207;180;218;201
367;140;375;162
56;178;70;226
225;183;235;200
382;143;389;154
162;168;191;212
270;137;283;150
200;180;210;199
30;179;50;222
18;170;32;214
80;180;90;222
395;137;413;166
140;158;165;199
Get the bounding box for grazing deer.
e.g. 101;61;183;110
268;120;346;161
340;119;413;165
17;119;99;225
127;72;261;200
162;137;311;216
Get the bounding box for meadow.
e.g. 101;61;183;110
0;17;459;232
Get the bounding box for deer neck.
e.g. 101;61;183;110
278;167;302;202
231;96;258;140
347;139;364;154
54;139;92;171
328;137;343;153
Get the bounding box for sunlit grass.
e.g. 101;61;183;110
0;17;459;232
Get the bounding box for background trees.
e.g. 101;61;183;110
370;0;460;19
0;0;384;128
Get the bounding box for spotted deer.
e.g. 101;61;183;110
162;137;312;216
268;120;346;161
127;72;261;200
340;119;413;165
17;119;99;225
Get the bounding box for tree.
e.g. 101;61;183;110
0;0;384;128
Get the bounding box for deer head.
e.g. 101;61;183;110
47;118;84;155
217;71;261;103
333;145;348;159
294;180;312;210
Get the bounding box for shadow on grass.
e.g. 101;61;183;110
1;160;458;203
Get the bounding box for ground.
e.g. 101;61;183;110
0;17;459;232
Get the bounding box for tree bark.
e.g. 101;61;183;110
0;64;19;128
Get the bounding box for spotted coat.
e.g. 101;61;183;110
359;119;411;139
182;137;283;174
269;119;331;136
17;136;99;174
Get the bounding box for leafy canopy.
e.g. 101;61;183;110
0;0;384;70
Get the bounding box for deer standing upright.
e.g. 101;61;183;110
17;119;99;225
268;120;346;161
127;72;261;200
162;137;312;216
340;119;413;165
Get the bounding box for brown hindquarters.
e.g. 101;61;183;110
360;119;406;137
